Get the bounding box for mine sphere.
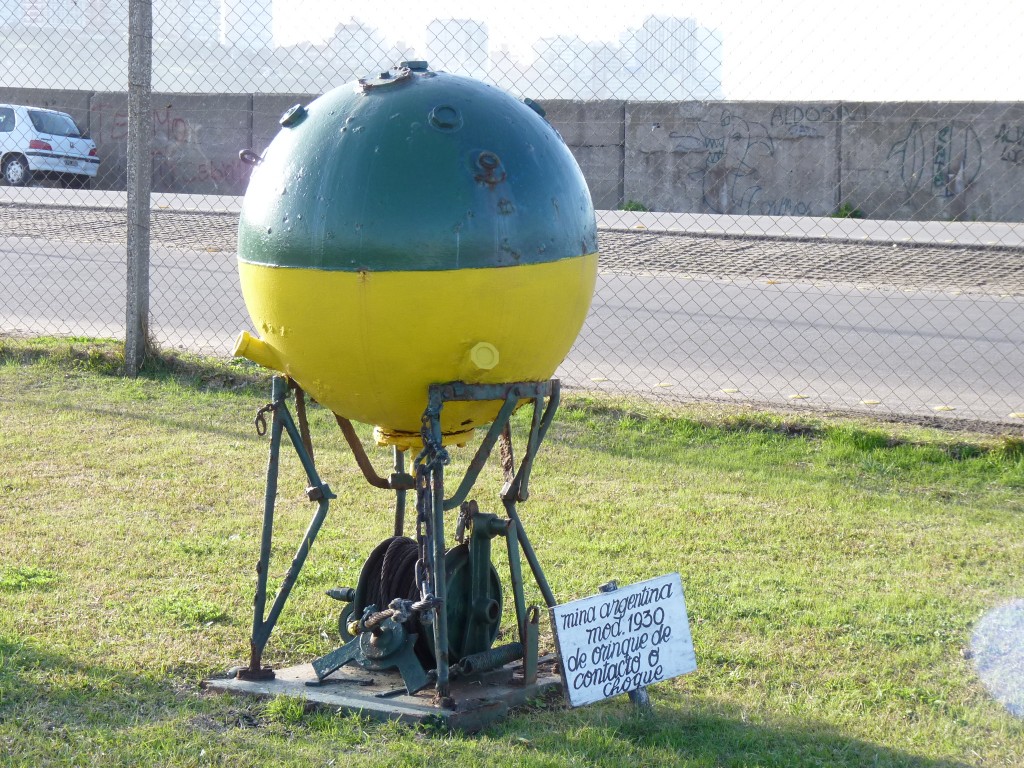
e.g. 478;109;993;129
235;62;598;447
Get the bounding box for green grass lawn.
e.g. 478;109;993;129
1;337;1022;767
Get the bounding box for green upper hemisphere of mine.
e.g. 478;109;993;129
238;68;598;272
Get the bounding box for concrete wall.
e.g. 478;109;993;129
252;94;316;154
3;88;1023;222
841;102;1024;222
623;101;1024;220
541;100;625;211
625;102;841;217
88;92;255;195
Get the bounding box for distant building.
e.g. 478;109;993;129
0;9;723;99
487;45;526;93
533;37;623;100
426;18;488;79
688;27;724;99
220;0;272;49
323;19;392;77
620;16;722;100
581;42;622;100
155;0;219;45
528;16;722;100
20;0;84;28
621;16;696;71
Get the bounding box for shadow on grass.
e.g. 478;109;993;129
557;396;1024;465
21;397;268;443
0;635;199;731
0;636;983;767
0;635;286;764
496;701;973;768
2;336;282;441
0;335;270;395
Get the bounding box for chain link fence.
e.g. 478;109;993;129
2;3;1023;425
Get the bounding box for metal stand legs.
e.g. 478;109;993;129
239;376;336;680
240;376;560;705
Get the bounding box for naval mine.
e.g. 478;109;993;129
225;61;599;724
234;60;597;447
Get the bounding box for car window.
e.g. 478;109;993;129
0;107;13;133
27;110;81;138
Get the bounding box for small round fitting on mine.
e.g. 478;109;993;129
279;104;307;127
470;342;499;370
429;104;463;132
523;98;546;118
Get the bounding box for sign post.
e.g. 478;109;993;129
551;573;696;708
599;580;651;709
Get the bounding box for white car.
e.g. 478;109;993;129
0;104;99;188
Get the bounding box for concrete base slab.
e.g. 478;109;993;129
203;659;563;731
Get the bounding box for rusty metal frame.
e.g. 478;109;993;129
239;376;559;705
415;379;560;700
239;376;336;680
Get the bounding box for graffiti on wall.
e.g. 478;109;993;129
996;124;1024;166
91;102;244;192
668;108;818;215
671;109;774;214
888;122;982;199
769;103;867;127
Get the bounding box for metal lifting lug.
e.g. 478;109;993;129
238;148;263;166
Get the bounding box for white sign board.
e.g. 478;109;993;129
551;573;696;707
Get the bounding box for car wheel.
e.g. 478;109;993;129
2;155;31;186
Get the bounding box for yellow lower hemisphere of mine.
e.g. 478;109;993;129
234;254;598;447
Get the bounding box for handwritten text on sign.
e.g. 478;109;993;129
551;573;696;707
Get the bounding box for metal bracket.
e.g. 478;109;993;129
413;379;562;701
311;608;430;695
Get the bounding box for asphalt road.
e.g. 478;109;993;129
3;228;1023;423
568;272;1024;420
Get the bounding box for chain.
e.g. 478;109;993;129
253;401;278;436
413;403;449;622
414;461;434;622
415;405;450;470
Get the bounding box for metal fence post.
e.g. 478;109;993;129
125;0;153;376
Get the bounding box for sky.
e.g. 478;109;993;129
272;0;1024;101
